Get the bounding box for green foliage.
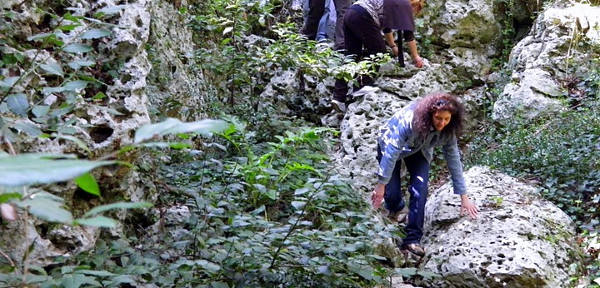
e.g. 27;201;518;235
19;123;394;287
0;6;119;149
134;118;230;143
74;173;101;196
0;154;114;187
466;99;600;230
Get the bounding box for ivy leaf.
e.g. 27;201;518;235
74;216;117;228
68;59;95;70
83;201;153;217
134;118;229;143
80;29;111;40
291;201;306;210
63;80;88;92
96;5;126;15
27;32;54;41
0;76;19;89
0;153;115;187
40;63;64;77
0;192;21;203
92;92;106;101
222;27;233;35
395;267;417;278
32;105;50;117
294;187;310;196
211;282;229;288
56;134;91;153
6;93;29;116
348;263;374;280
57;24;81;32
11;120;42;137
60;274;101;288
17;191;73;223
63;43;93;54
42;80;88;94
74;173;100;196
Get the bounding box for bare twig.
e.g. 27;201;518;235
0;249;16;268
3;136;16;155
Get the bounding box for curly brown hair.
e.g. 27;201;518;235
413;92;465;139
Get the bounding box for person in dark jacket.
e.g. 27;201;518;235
371;93;479;256
333;0;424;112
301;0;352;50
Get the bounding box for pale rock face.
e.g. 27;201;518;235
335;87;411;192
145;0;206;121
419;0;501;81
0;0;201;266
0;215;62;267
437;0;499;48
493;3;600;123
47;225;99;254
422;166;578;287
460;86;488;132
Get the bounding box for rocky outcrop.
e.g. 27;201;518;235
0;0;203;267
419;0;502;81
493;2;600;122
422;166;578;287
145;0;206;120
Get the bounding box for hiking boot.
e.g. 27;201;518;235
331;99;346;113
401;243;425;257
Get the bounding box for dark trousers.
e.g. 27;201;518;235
301;0;351;50
377;147;430;245
333;4;386;102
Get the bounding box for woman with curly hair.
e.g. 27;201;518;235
371;92;479;256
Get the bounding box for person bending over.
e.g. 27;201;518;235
371;92;479;256
333;0;424;112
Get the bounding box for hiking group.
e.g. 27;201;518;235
300;0;479;257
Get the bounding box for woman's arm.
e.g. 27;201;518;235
384;30;399;56
406;39;423;68
443;135;478;218
372;111;414;208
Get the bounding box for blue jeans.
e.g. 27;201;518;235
377;147;430;245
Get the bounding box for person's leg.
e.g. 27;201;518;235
396;31;405;67
402;151;430;245
333;6;362;103
332;0;351;51
316;0;331;41
346;7;386;90
301;0;326;40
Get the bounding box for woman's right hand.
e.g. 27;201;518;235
413;56;424;68
371;183;386;209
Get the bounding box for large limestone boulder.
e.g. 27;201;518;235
419;0;502;80
0;0;202;267
145;0;206;120
422;166;579;287
493;2;600;122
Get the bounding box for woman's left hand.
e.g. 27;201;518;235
460;195;478;219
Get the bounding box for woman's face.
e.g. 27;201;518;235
432;110;451;131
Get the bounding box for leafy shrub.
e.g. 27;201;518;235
7;122;396;287
466;99;599;231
